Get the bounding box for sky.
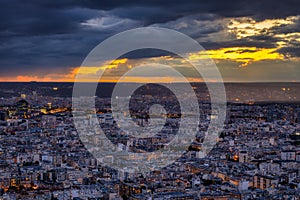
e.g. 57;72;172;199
0;0;299;82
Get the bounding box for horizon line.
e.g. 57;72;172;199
1;81;300;84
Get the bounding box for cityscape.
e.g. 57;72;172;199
0;83;299;199
1;0;300;199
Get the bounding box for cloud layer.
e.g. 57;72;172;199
0;0;299;81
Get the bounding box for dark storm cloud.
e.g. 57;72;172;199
155;13;226;39
224;49;257;54
1;0;299;37
271;21;300;34
278;47;300;58
201;39;278;50
0;30;117;76
64;0;300;22
74;0;300;22
0;1;100;37
0;0;299;76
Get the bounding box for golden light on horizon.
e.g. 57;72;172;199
189;47;284;67
0;42;292;82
